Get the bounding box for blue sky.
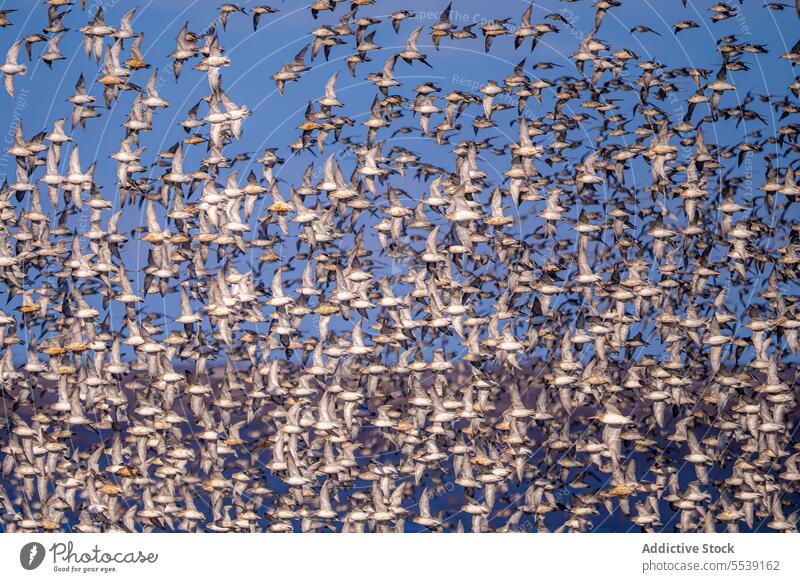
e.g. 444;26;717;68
0;0;797;366
0;0;798;534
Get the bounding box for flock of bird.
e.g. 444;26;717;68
0;0;799;533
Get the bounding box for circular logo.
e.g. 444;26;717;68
20;542;46;570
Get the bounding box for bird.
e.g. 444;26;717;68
1;41;26;97
252;5;279;31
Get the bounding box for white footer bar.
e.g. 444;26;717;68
1;533;797;581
